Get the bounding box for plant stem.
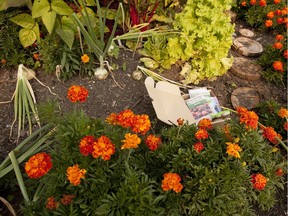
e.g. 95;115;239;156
9;151;30;203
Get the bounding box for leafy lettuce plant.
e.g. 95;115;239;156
141;0;235;84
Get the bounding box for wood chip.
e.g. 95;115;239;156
232;37;263;57
230;57;261;81
231;87;260;110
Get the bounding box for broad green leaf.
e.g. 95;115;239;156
10;13;35;29
32;0;50;18
19;28;37;47
55;26;74;49
42;11;56;34
0;0;26;11
84;0;96;6
51;0;73;15
32;23;41;42
61;15;77;31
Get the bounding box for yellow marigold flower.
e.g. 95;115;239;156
195;129;209;140
226;139;242;158
67;85;89;103
46;197;59;210
251;174;267;190
92;135;116;160
106;112;118;125
131;114;151;135
278;108;288;118
81;54;90;63
121;133;141;150
66;164;86;186
197;118;212;130
25;152;52;179
161;173;183;193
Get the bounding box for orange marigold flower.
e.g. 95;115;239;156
66;164;86;186
282;8;288;16
67;85;89;103
195;129;209;140
251;173;267;190
284;50;288;59
284;122;288;131
177;118;185;126
106;112;118;125
81;54;90;63
145;134;161;151
274;0;281;4
198;118;212;130
161;173;183;193
226;140;242;158
131;114;151;135
241;1;247;6
1;59;6;64
250;0;256;5
278;108;288;118
33;53;40;61
46;197;59;210
194;142;205;153
237;106;259;130
79;135;94;156
265;20;273;27
92;135;115;160
259;0;266;6
273;61;284;72
116;109;135;128
273;42;283;49
266;11;275;19
262;127;282;144
275;9;282;16
277;18;283;24
25;152;52;179
60;194;76;205
276;168;284;176
275;34;284;41
121;133;141;150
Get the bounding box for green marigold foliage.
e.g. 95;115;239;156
19;107;286;216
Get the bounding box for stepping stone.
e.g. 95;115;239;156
232;37;263;57
239;29;254;38
231;87;260;110
230;57;261;81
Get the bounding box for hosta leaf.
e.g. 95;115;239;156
19;28;37;47
10;13;35;29
51;0;73;15
42;11;56;34
32;0;50;18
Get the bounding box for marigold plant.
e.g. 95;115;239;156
193;141;205;153
24;152;52;179
121;133;141;149
66;164;86;186
79;135;94;156
251;173;267;190
145;134;161;151
161;173;183;193
195;129;209;140
46;197;59;210
92;135;116;160
67;85;89;103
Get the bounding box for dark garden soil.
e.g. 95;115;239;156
0;19;287;215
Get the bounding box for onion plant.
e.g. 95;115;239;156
11;64;40;142
73;0;162;80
